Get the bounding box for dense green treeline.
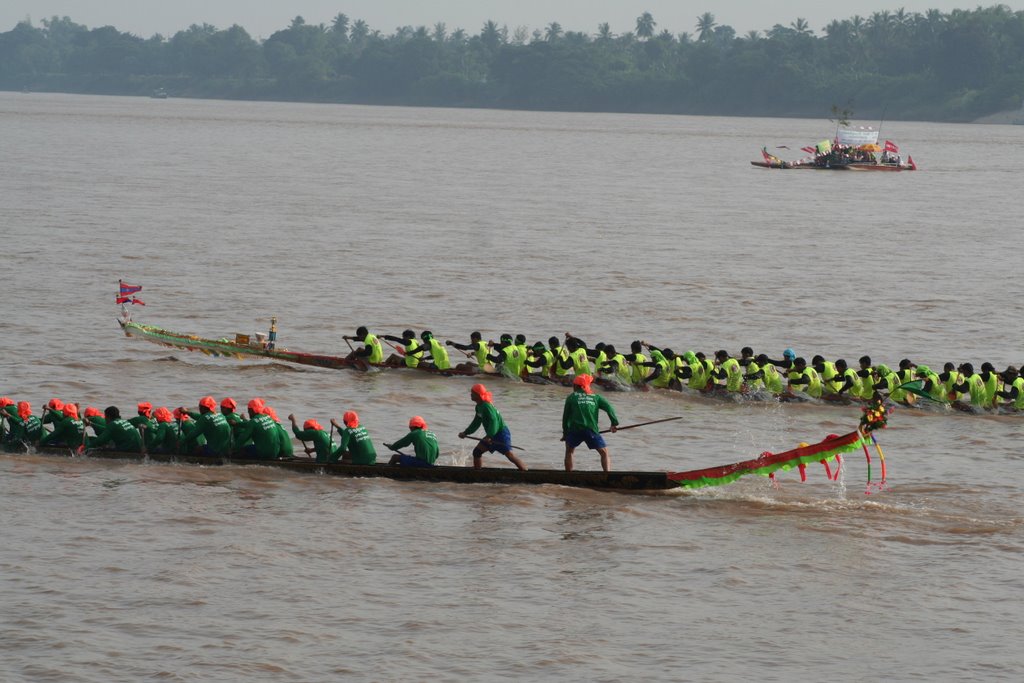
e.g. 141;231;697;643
2;6;1024;121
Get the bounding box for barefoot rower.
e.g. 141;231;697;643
386;416;439;467
562;374;618;472
459;383;527;471
329;411;377;464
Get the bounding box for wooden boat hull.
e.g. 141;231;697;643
19;445;677;491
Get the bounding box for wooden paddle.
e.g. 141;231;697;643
600;416;682;434
462;434;526;451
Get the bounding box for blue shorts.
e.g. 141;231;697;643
396;454;434;468
474;427;512;456
565;429;606;450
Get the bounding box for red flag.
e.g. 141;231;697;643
801;146;815;155
117;280;145;305
884;140;899;154
762;147;772;163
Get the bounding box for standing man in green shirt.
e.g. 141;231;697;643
562;374;618;472
458;383;527;471
385;416;439;467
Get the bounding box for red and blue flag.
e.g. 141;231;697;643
116;280;145;305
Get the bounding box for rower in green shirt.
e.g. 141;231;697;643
39;403;85;449
329;411;378;465
458;383;527;471
289;414;335;462
386;416;439;467
147;407;182;454
406;330;451;371
181;396;232;456
712;350;745;393
446;331;491;373
343;326;385;368
382;329;422;368
562;374;618;472
4;401;43;447
87;406;142;452
234;398;281;460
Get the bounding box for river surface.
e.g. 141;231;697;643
1;93;1022;681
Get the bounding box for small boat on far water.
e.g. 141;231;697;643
752;125;916;171
150;88;168;99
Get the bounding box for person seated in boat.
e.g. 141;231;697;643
0;397;14;442
39;403;85;449
546;336;570;382
146;407;183;454
621;340;649;386
87;406;142;453
638;347;678;390
83;406;106;435
914;365;948;403
3;401;43;447
712;350;745;393
952;363;988;409
764;348;797;371
41;398;65;428
854;356;876;400
737;347;755;367
830;359;859;398
745;354;784;394
386;416;439;467
234;398;282;460
488;334;526;379
524;341;556;379
936;362;962;402
288;414;335;462
598;344;632;385
869;364;897;399
786;357;823;398
329;411;377;465
343;326;384;367
996;366;1024;411
459;383;527;471
812;356;842;396
382;329;422;368
220;397;245;427
180;396;232;457
562;374;618;472
406;331;451;371
446;331;491;373
262;405;293;459
979;362;1001;408
562;335;594;377
129;402;157;437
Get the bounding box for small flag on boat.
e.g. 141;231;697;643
884;140;899;154
116;280;145;305
801;146;816;155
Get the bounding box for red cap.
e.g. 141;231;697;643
154;407;173;423
303;419;323;431
220;397;237;410
199;396;217;411
247;398;266;415
0;397;13;408
18;401;31;420
343;411;359;428
573;374;594;394
137;401;153;417
48;398;65;411
409;415;427;430
172;407;190;421
471;383;493;403
85;406;103;418
62;404;79;419
264;406;279;422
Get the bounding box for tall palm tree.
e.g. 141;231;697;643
744;30;761;41
432;22;447;42
791;18;812;36
695;12;716;41
597;23;614;41
545;22;563;41
635;12;656;40
480;20;501;50
350;19;369;45
331;13;349;38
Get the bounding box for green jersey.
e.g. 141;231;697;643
292;424;334;463
147;421;182;453
428;338;451;370
721;358;744;392
464;401;507;438
187;411;232;455
39;417;85;448
364;334;384;364
562;389;618;434
391;428;439;464
89;418;142;452
336;426;377;465
235;414;280;460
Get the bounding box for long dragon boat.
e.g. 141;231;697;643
118;318;476;375
9;429;875;493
